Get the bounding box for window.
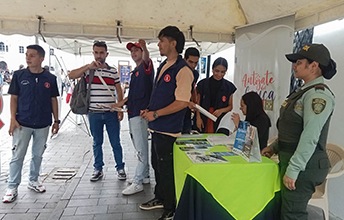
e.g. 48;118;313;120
6;45;8;52
19;46;24;53
50;48;54;55
0;42;5;52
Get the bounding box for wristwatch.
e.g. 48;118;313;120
153;111;159;119
54;120;61;124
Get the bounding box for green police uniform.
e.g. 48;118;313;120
270;76;335;220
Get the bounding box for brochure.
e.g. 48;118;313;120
175;139;208;145
206;135;235;146
233;121;261;163
211;151;237;157
185;152;229;163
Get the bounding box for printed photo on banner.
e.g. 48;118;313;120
119;64;132;84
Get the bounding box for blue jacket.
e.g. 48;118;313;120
127;60;154;118
8;69;59;128
148;55;190;133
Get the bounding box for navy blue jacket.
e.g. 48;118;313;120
127;60;154;118
197;76;236;132
8;68;59;128
148;55;190;133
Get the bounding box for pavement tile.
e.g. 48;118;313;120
0;208;29;214
72;189;101;196
13;202;46;209
27;208;55;213
123;211;157;219
98;197;128;205
1;213;39;220
62;207;77;216
94;213;123;220
59;215;94;220
67;198;99;207
36;212;52;220
75;205;108;215
108;203;138;213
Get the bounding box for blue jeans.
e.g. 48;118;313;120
8;126;50;189
88;112;124;171
129;116;150;185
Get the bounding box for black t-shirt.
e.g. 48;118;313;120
209;77;222;107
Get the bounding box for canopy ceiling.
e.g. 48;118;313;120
1;0;344;56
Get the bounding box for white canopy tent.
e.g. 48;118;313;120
1;0;344;56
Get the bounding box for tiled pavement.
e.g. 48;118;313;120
0;89;341;220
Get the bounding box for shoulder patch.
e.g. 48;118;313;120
312;98;326;114
314;85;325;91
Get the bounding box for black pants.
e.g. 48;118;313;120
151;132;177;212
279;151;329;220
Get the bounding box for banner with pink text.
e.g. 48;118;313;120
234;15;295;138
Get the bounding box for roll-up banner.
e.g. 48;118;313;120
234;15;295;138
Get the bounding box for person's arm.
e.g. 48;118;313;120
213;94;234;117
111;97;128;108
69;65;89;79
8;95;21;136
115;82;124;121
142;100;189;121
51;97;59;134
69;61;102;79
139;39;150;65
195;88;204;131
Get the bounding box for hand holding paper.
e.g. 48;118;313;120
195;104;217;122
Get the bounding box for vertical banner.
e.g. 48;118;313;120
119;65;132;84
234;15;295;138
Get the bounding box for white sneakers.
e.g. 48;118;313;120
122;183;143;195
2;180;46;203
27;180;46;193
2;188;18;203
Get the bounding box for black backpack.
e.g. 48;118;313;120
70;70;95;114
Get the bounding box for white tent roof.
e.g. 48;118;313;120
1;0;344;56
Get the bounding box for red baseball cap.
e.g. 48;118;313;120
126;42;142;51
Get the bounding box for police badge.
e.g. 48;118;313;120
312;98;326;114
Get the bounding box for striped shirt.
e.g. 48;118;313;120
85;66;120;111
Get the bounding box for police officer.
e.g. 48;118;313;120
262;44;337;220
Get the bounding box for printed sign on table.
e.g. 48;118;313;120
233;121;261;163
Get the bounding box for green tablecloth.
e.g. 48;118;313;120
174;135;281;220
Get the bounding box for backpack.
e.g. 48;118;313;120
70;70;95;114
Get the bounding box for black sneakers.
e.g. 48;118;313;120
158;210;174;220
90;170;103;182
117;169;127;180
139;198;164;210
